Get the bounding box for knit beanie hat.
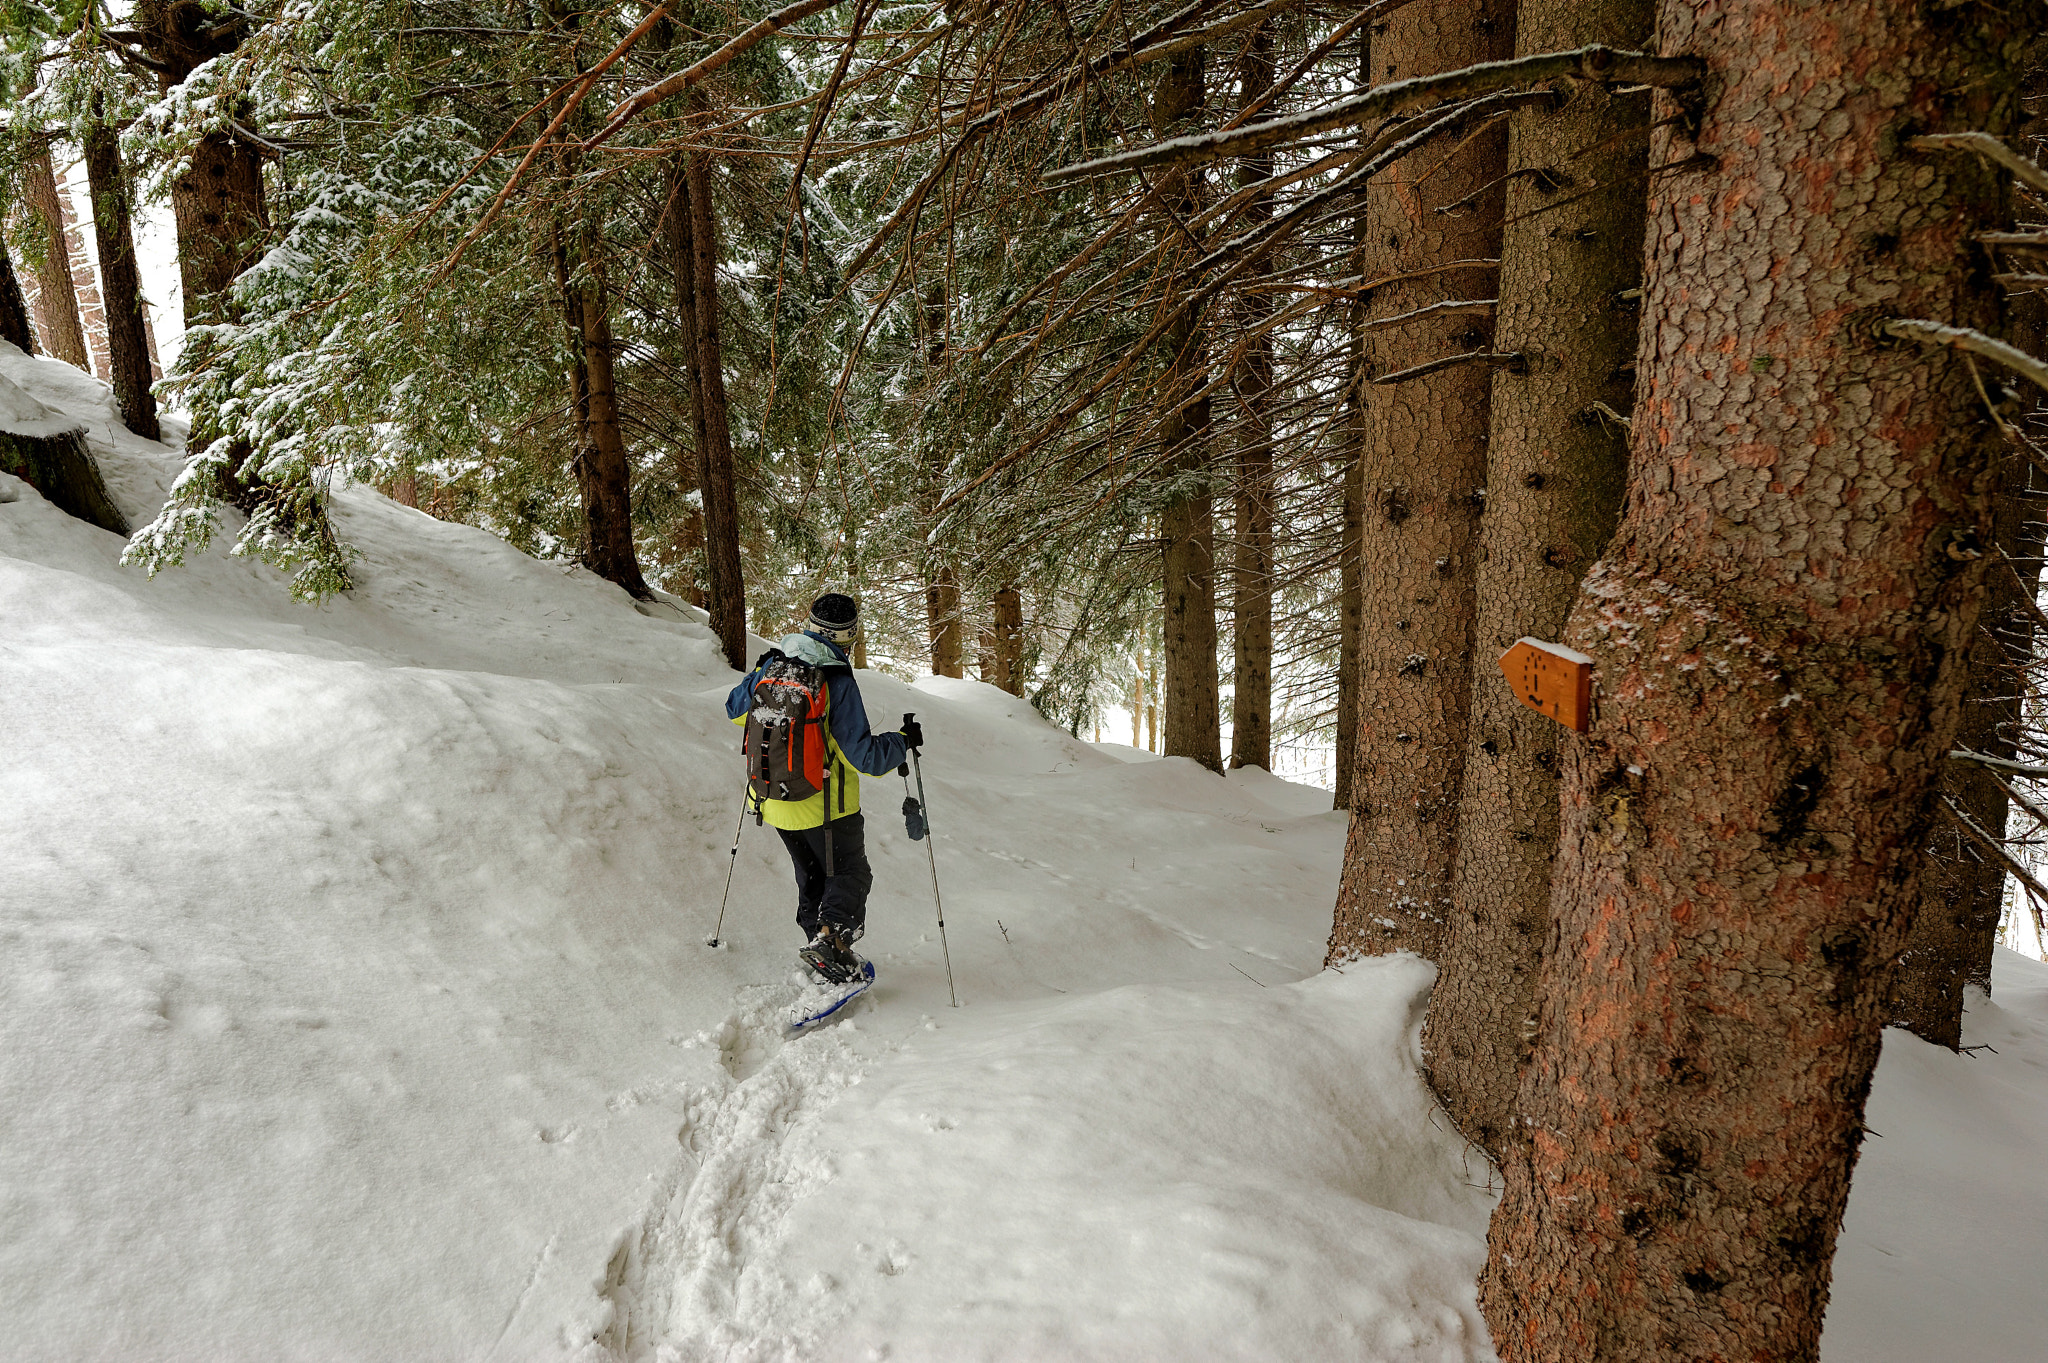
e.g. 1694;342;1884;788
808;593;860;644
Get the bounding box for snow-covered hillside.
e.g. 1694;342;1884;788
4;341;2047;1361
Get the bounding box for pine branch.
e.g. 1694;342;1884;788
1372;351;1522;385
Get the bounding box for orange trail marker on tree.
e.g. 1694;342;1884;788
1499;637;1593;734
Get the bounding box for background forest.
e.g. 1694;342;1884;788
6;0;2048;1358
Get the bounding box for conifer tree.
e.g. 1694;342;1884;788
1481;1;2034;1354
1326;0;1516;962
1429;0;1650;1156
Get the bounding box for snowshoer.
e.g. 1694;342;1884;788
726;593;920;984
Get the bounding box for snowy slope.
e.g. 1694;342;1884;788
5;339;2046;1361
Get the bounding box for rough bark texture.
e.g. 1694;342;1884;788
19;149;91;370
992;586;1025;696
1156;47;1224;774
1481;3;2030;1358
82;122;161;442
925;565;965;677
0;427;128;533
574;247;653;599
1327;0;1514;962
1428;0;1649;1158
1229;25;1276;773
680;150;747;671
168;130;267;329
0;242;32;353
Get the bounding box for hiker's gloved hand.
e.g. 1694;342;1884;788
901;718;925;750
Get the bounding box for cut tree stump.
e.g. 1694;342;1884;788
0;372;128;533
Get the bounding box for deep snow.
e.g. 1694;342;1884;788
3;340;2046;1360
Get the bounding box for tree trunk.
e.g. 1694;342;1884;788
82;120;161;442
1229;25;1277;774
573;242;652;599
1326;0;1514;963
168;131;267;329
552;225;600;559
1891;76;2048;1045
993;586;1025;696
0;240;32;353
676;151;747;670
925;565;964;677
1481;2;2027;1356
20;149;90;370
1155;46;1223;774
1892;470;2046;1046
1332;28;1372;812
1428;0;1649;1157
1334;360;1365;807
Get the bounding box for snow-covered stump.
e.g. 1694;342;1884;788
0;370;127;534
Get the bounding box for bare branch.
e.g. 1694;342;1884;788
1909;132;2048;196
1044;45;1706;184
1882;318;2048;397
1373;351;1522;386
1950;748;2048;779
1361;298;1496;333
1941;795;2048;906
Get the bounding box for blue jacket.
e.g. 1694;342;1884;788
725;631;908;829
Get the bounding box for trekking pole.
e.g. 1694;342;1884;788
706;785;750;948
902;712;958;1006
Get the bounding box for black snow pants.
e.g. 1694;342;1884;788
775;811;873;939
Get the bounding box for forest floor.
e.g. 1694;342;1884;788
4;340;2047;1360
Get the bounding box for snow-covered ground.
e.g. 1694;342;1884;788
4;340;2047;1360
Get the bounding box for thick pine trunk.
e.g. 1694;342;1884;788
679;152;747;671
1156;47;1224;774
925;565;965;677
82;121;161;442
573;244;653;600
1428;0;1648;1156
20;149;90;370
1229;26;1277;774
993;586;1025;695
1481;1;2029;1356
1326;0;1514;962
0;241;32;353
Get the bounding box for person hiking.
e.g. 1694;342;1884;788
725;593;922;984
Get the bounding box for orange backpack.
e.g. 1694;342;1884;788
743;651;831;804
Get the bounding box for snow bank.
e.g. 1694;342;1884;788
595;959;1492;1362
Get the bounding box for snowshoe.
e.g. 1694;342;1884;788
787;958;877;1035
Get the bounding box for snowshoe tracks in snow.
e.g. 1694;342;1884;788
583;979;871;1360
